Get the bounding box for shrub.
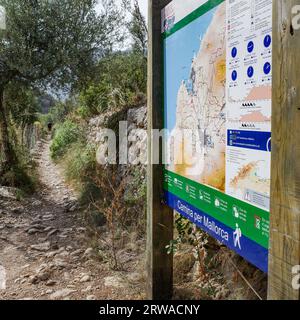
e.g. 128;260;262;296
64;142;96;183
50;120;82;160
0;124;37;193
0;164;36;194
76;52;147;118
62;142;101;204
78;82;110;118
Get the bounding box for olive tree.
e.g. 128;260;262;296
0;0;122;174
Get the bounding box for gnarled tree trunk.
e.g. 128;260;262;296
0;86;16;176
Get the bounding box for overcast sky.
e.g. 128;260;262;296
134;0;147;19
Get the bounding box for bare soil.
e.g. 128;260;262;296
0;139;145;300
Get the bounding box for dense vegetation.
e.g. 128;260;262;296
0;0;123;186
44;1;148;269
0;0;147;267
0;0;147;187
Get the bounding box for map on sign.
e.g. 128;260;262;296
162;0;272;273
165;2;226;192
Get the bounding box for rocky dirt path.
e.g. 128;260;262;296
0;139;145;300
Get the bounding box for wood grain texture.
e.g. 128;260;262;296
146;0;174;300
268;0;300;300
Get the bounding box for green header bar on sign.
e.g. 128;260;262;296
162;0;225;39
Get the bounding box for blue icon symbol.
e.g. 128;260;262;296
263;62;271;75
267;137;271;152
264;35;271;48
247;66;254;78
231;47;237;58
247;41;254;53
231;70;237;81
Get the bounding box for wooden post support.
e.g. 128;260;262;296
146;0;173;300
268;0;300;300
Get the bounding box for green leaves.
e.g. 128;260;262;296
127;0;147;55
50;120;82;159
0;0;123;88
79;82;110;117
78;51;147;117
5;82;39;127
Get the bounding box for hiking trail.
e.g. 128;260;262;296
0;138;144;300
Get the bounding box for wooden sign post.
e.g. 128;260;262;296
268;0;300;300
147;0;300;301
146;0;173;300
